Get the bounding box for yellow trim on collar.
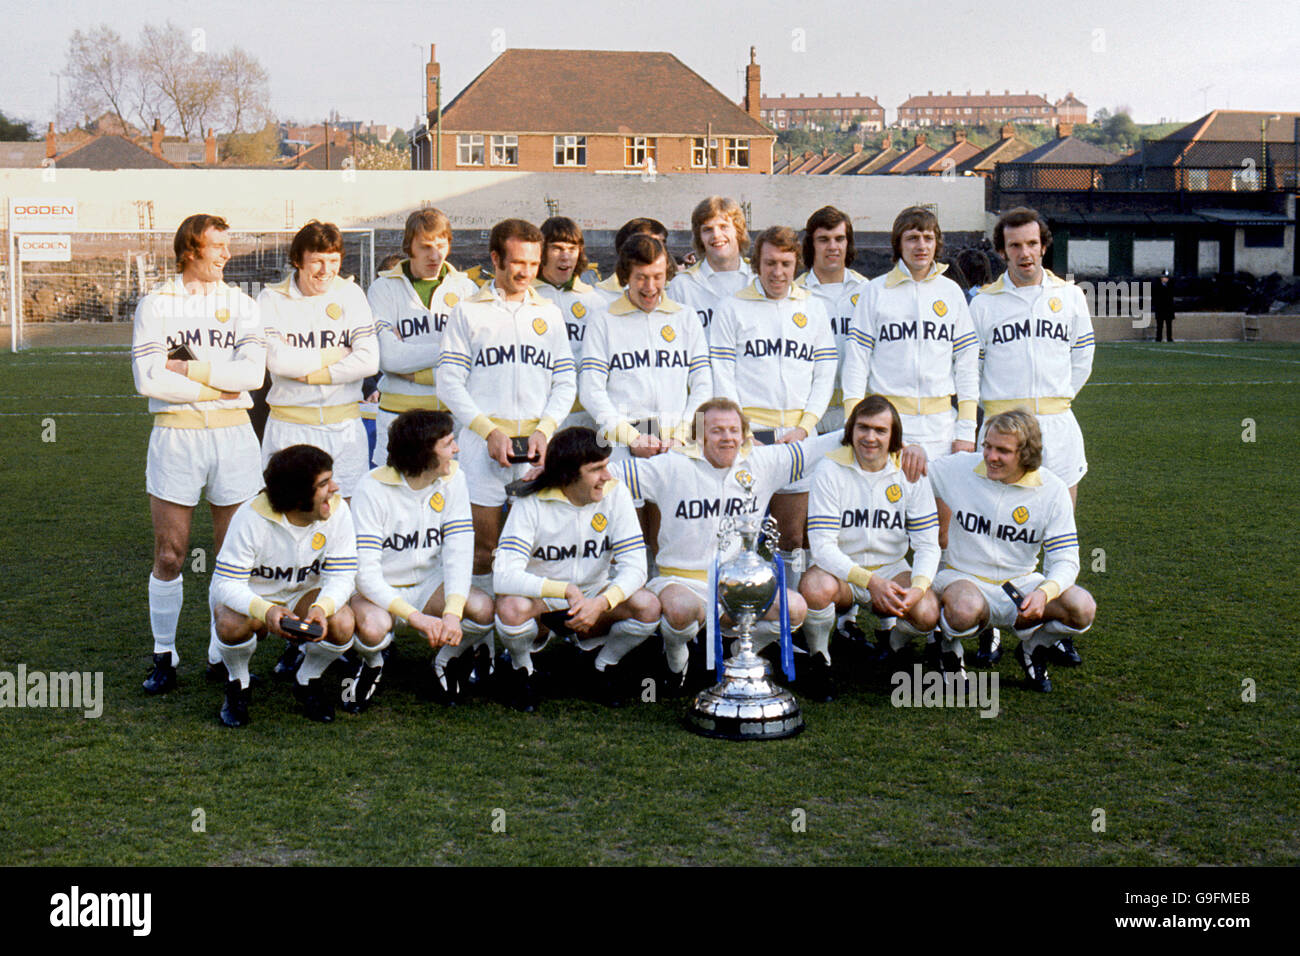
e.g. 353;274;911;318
469;283;547;306
884;261;948;288
607;293;684;316
827;445;855;466
674;438;754;462
973;460;1044;487
597;274;622;292
372;465;403;485
736;279;810;302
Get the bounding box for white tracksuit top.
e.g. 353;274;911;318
667;258;754;336
532;275;607;366
131;275;264;414
842;263;980;438
493;480;646;608
968;269;1095;413
579;293;712;444
259;274;380;408
929;452;1080;600
795;268;869;405
709;279;838;434
211;493;358;621
368;261;479;411
351;462;474;621
615;432;841;579
435;284;577;440
806;446;941;591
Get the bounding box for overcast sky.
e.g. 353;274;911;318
3;0;1297;132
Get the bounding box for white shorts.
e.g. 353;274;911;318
371;406;397;469
933;568;1046;629
646;574;710;607
847;558;913;608
146;422;262;508
457;427;538;508
980;410;1086;486
901;408;957;461
559;409;597;433
262;417;369;498
385;569;445;618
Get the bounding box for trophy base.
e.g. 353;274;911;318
686;655;805;741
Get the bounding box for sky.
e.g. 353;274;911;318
3;0;1297;132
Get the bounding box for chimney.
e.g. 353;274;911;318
852;142;863;153
45;122;56;159
954;129;966;143
1001;123;1015;139
881;133;891;149
744;46;761;122
1057;122;1074;139
915;133;927;147
204;128;217;164
151;119;164;158
426;44;441;119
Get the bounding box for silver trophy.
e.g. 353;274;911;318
687;472;804;740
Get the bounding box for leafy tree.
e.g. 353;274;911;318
0;110;35;141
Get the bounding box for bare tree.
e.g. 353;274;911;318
219;47;270;133
137;21;217;139
63;26;136;132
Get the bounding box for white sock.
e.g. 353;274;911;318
661;618;698;674
595;617;657;670
939;609;980;643
803;603;836;663
461;617;495;649
496;616;539;674
1042;619;1090;638
297;638;352;683
472;573;495;601
837;608;857;630
750;619;782;654
890;618;929;651
779;549;806;590
218;635;257;689
148;573;183;663
1018;625;1050;654
207;618;222;666
356;631;392;668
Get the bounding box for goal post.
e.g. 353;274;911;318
6;228;376;352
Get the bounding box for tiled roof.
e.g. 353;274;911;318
51;135;174;170
900;92;1051;109
441;49;772;137
1010;137;1118;165
760;94;883;111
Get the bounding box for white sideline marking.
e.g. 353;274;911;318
1122;345;1300;365
0;394;139;400
1089;380;1297;386
0;411;145;417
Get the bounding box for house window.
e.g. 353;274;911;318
726;139;750;168
624;136;657;168
1232;165;1260;191
1244;226;1284;247
553;135;586;167
490;134;518;166
692;137;719;169
457;134;484;166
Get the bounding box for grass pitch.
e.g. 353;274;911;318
0;340;1296;866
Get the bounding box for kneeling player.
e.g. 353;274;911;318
210;445;358;725
800;396;941;700
929;411;1096;691
493;428;659;710
349;410;494;711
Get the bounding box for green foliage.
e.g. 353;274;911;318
0;343;1296;864
221;122;279;165
0;110;35;141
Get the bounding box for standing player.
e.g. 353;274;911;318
368;208;478;467
533;217;606;429
929;411;1096;690
667;196;753;335
132;213;264;694
594;218;672;303
709;226;837;584
795;206;869;434
210;445;358;725
970;207;1094;507
435;218;577;601
580;234;711;461
799;396;941;699
259;220;379;498
493;428;659;710
617;399;836;690
349;410;495;710
842;206;980;460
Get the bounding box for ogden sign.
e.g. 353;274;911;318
10;198;78;231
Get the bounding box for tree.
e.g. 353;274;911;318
138;21;218;139
222;121;280;165
63;25;135;133
389;127;410;152
0;111;35;141
218;47;270;133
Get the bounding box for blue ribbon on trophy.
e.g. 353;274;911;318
770;550;795;681
707;554;724;681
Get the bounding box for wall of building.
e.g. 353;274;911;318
1235;226;1294;276
434;133;773;175
0;167;985;234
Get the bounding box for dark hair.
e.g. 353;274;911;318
751;225;802;274
993;207;1052;256
540;216;589;278
615;217;668;253
489;218;544;261
174;213;230;269
264;444;334;514
942;257;970;293
517;427;608;496
843;396;903;454
891;206;944;264
289;219;344;269
955;248;993;287
402;207;452;256
802;206;856;270
386;410;455;477
615;234;674;285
